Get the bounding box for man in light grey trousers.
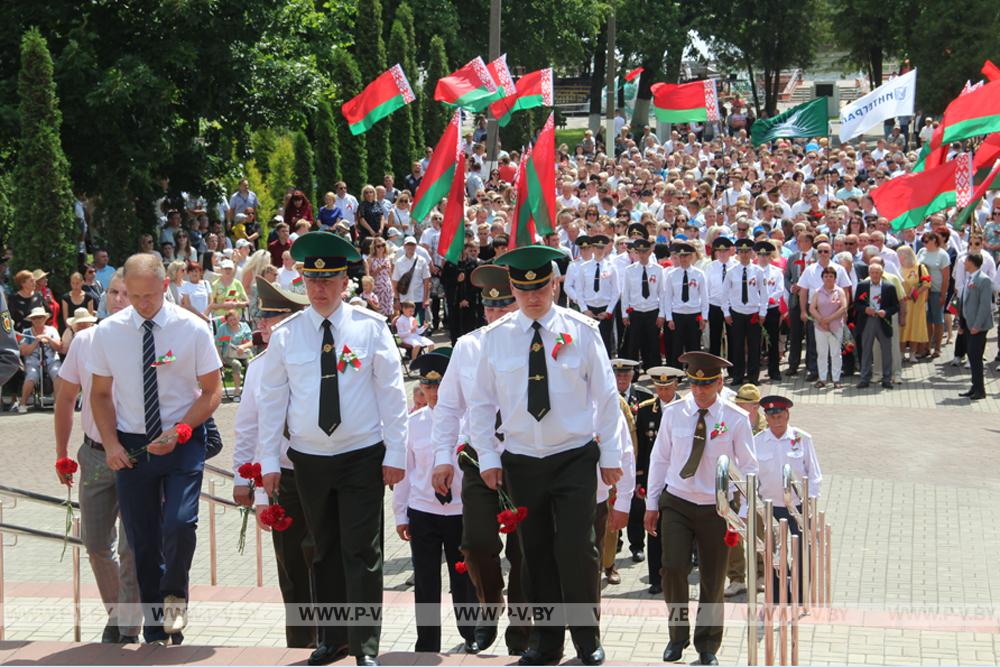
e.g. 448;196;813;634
54;268;141;642
958;253;993;401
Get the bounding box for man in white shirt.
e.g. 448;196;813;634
722;239;769;385
334;181;359;227
577;235;620;356
621;238;665;371
89;254;223;645
756;241;786;381
276;251;300;289
661;242;709;366
54;270;141;644
556;181;582;211
392;237;433;322
258;233;408;666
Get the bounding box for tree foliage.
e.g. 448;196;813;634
331;49;368;192
423;35;451;148
830;0;906;89
387;18;416;181
267;135;295;216
313;99;341;200
354;0;391;183
293;130;316;205
395;2;424;154
10;28;76;290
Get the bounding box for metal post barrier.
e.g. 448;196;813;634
817;511;826;608
208;480;218;586
746;472;758;666
778;518;788;666
825;523;832;605
72;518;81;642
255;521;263;588
790;534;799;666
782;467;809;615
808;497;818;609
763;499;774;666
0;501;5;641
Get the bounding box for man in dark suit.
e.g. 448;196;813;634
784;232;813;376
958;253;993;400
854;263;899;389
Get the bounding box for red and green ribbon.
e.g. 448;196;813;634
151;350;176;367
337;345;361;372
552;333;572;360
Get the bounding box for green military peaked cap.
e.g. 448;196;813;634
493;244;564;291
471;264;515;306
255;276;310;314
291;231;361;277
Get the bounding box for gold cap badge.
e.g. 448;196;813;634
489;288;499;298
525;270;536;280
314;258;325;269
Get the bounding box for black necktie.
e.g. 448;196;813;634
680;408;709;478
494;409;505;442
681;270;690;302
527;321;550;421
319;320;341;435
641;265;650;299
142;320;162;442
593;262;601;293
741;266;749;304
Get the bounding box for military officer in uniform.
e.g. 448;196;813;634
564;236;593;310
393;350;479;654
722;238;768;386
259;232;408;667
633;366;685;595
620;238;664;370
756;241;785;382
469;245;623;666
644;352;757;666
577;235;619;356
0;290;20;386
706;238;736;358
430;264;528;655
610;358;652;563
662;242;708;367
232;278;314;648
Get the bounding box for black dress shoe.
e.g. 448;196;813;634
101;623;121;643
785;368;798;376
474;623;498;651
696;652;719;665
856;381;871;388
308;643;350;666
356;657;379;667
579;646;605;665
517;648;563;665
463;639;481;654
632;550;645;563
662;641;689;662
969;392;987;400
880;380;893;389
769;374;782;382
959;389;974;397
806;373;819;382
648;584;663;595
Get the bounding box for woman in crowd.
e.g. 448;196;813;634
898;245;930;361
387;192;413;236
317;191;343;231
81;264;104;304
210;260;248;317
282;188;313;227
215;308;253;398
808;266;848;388
9;270;46;331
165;260;188;304
364;237;395;318
180;260;213;324
174;230;198;263
916;230;951;358
357;184;386;244
59;271;96;332
61;307;97;356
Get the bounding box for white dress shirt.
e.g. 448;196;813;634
393;406;464;525
646;394;757;508
257;303;408;475
469;307;622;472
621;261;664;315
722;262;768;317
88;302;221;434
564;259;586;307
57;325;101;442
759;263;785;307
662;265;709;320
233;351;292;501
577;257;620;311
706;259;737;306
597;411;636;512
797;261;852;299
753;426;821;508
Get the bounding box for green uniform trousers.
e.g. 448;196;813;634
272;468;318;649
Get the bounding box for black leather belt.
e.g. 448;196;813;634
84;435;104;451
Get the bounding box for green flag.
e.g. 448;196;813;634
751;98;828;147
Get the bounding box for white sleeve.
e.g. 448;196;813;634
372;322;409;469
661;270;674;321
612;415;636;512
804;434;822;498
431;356;467;468
232;363;261;486
646;408;673;510
392;442;414;526
257;331;291;476
588;330;623;468
699;269;710;320
467;336;503;472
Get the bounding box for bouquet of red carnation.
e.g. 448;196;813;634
129;423;193;463
458;445;527;534
454;560;468;574
259;501;293;532
636;485;647;499
54;457;78;560
236;462;263;553
723;529;740;548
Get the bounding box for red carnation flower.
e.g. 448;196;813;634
457;443;466;454
847;322;855;330
176;423;193;444
696;315;703;323
637;485;646;499
454;561;468;574
272;515;293;532
723;529;740;548
750;313;760;325
55;457;78;478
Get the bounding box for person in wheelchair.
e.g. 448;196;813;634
18;306;63;412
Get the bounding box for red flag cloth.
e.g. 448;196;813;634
625;66;645;82
982;60;1000;82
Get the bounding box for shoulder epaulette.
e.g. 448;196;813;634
637;397;658;411
352;306;387;322
247;349;268;365
484;310;517;333
272;310;303;330
562;307;599;329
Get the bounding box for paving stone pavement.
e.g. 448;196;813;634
3;344;1000;664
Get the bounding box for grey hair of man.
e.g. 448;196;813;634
123;253;166;281
862;245;880;262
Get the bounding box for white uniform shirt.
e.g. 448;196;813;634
88;303;221;434
393;406;464;525
257;303;408;475
621;261;664;315
564;259;587;308
753;426;821;508
232;351;293;500
57;325;101;442
469;307;622;472
577;257;621;311
707;259;737;306
597;411;636;512
646;394;757;508
722;262;768;317
759;263;786;307
662;265;709;320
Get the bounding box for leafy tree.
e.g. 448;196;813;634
409;0;462;68
424;35;451;147
313;99;341;201
354;0;392;182
267;135;296;217
10;28;76;290
245;158;276;231
293;130;316;206
387;19;416;181
395;2;424;152
331;50;368;192
829;0;906;89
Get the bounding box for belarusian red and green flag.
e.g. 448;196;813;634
486;54;516;106
434;56;498;112
489;68;554;127
913;76;1000;172
340;64;415;135
510;143;537;249
871;134;1000;230
651;79;719;124
412;111;461;223
438;152;467;264
525;113;556;234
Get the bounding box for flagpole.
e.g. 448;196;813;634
485;0;502;167
605;8;616;150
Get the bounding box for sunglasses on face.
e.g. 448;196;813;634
817;249;831;254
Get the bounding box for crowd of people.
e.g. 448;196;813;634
0;96;997;667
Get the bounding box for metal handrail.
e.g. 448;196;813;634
0;522;82;547
716;456;760;663
204;463;233;479
0;484;80;510
783;464;811;613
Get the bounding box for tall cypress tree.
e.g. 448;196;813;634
313;99;341;201
354;0;391;184
424;35;450;148
396;2;424;152
387;19;415;182
292;130;316;207
11;28;76;290
332;50;368;193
